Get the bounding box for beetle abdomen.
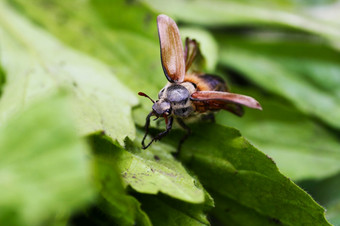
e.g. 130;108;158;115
173;107;193;117
184;73;228;92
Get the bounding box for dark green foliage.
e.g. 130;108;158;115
0;66;5;97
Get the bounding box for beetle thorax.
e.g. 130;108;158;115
157;83;195;118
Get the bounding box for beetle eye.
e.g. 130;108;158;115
165;109;171;115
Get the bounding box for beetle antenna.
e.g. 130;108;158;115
138;92;155;103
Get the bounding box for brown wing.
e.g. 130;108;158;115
183;38;207;73
193;98;245;116
191;91;262;116
184;38;198;72
157;14;185;83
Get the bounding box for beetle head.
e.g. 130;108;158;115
152;100;171;117
138;92;171;118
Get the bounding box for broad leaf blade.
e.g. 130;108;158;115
136;194;210;226
179;27;219;72
90;135;152;226
0;66;5;97
90;0;158;40
9;0;164;126
211;192;281;226
219;46;340;129
90;134;210;224
217;35;340;130
168;124;331;225
0;94;94;226
0;1;137;144
142;0;340;48
99;196;152;226
299;173;340;226
90;133;205;204
216;88;340;181
122;140;205;203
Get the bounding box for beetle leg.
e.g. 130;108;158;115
175;118;191;154
142;116;174;149
154;116;173;141
141;111;153;148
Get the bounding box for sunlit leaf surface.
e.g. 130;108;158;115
0;94;94;226
142;0;340;48
218;38;340;130
216;88;340;181
176;124;331;225
0;1;137;145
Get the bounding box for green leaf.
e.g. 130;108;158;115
216;88;340;181
90;132;205;204
142;0;340;48
8;0;218;127
90;135;152;226
136;194;210;226
10;0;163;93
90;0;158;40
299;173;340;226
211;192;282;226
166;124;330;225
297;0;337;6
90;134;212;225
98;195;152;226
220;35;340;100
218;45;340;129
0;1;138;145
0;94;94;226
138;190;213;225
9;0;165;126
214;35;340;180
327;204;340;226
91;137;213;225
123;137;205;203
179;28;219;72
0;69;4;99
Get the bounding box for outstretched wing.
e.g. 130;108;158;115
184;38;207;73
184;38;198;72
191;91;262;116
157;14;185;83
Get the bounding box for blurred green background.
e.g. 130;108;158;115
1;0;340;225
